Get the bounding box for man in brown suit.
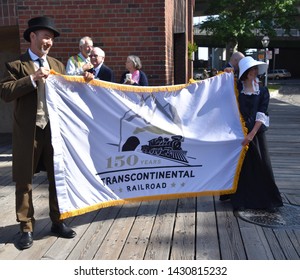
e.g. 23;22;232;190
0;16;76;250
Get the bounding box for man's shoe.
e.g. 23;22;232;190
18;232;33;250
219;194;231;201
51;222;76;238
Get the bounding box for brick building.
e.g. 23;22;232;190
0;0;195;132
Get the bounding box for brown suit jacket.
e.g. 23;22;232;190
0;50;65;183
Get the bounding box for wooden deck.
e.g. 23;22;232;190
0;91;300;260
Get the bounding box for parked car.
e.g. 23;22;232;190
267;69;291;80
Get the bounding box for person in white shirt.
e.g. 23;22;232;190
66;36;93;75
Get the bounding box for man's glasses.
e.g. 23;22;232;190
89;54;98;58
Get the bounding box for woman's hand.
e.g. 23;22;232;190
124;78;134;85
241;130;257;146
242;134;253;146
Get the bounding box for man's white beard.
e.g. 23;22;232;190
40;46;50;55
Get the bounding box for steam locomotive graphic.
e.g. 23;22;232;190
141;135;188;163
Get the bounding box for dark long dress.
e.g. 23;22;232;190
230;84;283;210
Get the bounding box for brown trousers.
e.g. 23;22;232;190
15;123;61;232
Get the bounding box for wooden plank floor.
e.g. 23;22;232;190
0;92;300;260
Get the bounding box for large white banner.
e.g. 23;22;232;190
46;72;247;219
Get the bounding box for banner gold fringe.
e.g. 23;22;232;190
50;70;191;93
60;189;237;219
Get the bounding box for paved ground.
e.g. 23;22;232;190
269;79;300;106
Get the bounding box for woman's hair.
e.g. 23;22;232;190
128;55;142;70
240;68;251;81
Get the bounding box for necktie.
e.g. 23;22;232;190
37;58;44;68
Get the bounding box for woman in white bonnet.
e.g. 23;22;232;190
230;56;283;211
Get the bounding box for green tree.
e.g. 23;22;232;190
198;0;299;58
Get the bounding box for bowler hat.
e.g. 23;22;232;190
23;16;60;42
238;56;268;79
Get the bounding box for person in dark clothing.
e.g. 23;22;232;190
0;16;76;250
120;55;149;86
224;51;245;77
229;56;283;211
84;47;115;82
